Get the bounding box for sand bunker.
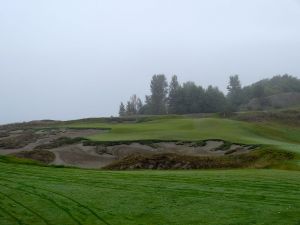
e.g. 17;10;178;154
97;141;253;158
0;128;256;169
51;144;116;168
46;140;254;168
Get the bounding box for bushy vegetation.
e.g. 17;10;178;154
243;74;300;101
119;74;300;116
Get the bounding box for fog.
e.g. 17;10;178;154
1;0;300;124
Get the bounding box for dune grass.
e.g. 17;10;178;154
0;161;299;225
66;117;300;153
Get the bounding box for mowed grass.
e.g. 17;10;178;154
67;117;300;153
0;161;299;225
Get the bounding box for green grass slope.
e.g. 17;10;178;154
0;162;299;225
66;117;300;153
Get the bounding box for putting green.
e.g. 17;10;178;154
67;117;300;153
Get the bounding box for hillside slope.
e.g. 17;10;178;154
245;92;300;110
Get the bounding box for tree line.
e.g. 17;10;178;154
119;74;300;116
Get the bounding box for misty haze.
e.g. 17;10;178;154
0;1;300;225
1;0;300;124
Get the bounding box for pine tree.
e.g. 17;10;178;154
168;75;180;114
227;75;243;110
149;74;168;114
119;102;126;117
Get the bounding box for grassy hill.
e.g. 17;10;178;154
65;117;300;153
0;161;299;225
0;114;300;224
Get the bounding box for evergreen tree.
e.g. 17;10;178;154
204;86;227;113
139;95;152;115
168;75;180;114
119;102;126;117
149;74;168;114
186;82;205;113
176;82;205;114
227;75;243;110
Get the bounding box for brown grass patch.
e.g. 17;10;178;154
104;148;295;170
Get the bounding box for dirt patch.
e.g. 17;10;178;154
11;150;55;164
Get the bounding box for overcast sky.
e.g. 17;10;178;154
1;0;300;124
